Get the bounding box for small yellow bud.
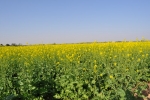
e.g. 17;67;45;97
137;58;140;62
114;62;117;66
109;75;113;79
100;74;103;76
83;68;86;71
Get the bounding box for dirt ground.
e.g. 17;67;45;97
134;82;150;100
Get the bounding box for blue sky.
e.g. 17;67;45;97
0;0;150;44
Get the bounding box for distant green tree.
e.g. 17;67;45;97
11;43;17;46
18;43;22;46
6;44;10;46
53;43;56;45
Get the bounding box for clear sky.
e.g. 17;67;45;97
0;0;150;44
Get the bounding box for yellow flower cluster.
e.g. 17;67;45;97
0;41;150;80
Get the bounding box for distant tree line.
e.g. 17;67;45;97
0;43;24;46
0;39;149;47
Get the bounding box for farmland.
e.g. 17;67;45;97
0;41;150;100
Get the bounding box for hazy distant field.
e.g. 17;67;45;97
0;41;150;100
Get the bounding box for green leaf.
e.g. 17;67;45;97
117;88;126;97
5;94;15;100
92;80;96;84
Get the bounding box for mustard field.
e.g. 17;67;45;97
0;42;150;100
